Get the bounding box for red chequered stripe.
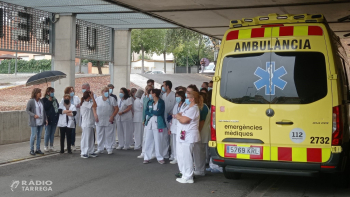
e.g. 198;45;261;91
307;148;322;162
224;144;237;158
226;30;239;40
279;26;294;36
278;147;292;161
308;26;323;35
251;28;265;38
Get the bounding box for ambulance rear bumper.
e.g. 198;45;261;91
210;147;342;176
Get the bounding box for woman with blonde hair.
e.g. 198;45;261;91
26;88;47;156
175;91;201;183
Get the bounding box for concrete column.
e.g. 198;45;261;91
113;30;131;92
53;14;76;100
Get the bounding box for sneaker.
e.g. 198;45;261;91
130;146;134;149
137;153;144;159
194;171;205;176
68;151;72;154
176;178;194;184
35;150;44;155
175;172;182;178
169;157;174;161
59;151;64;154
89;153;98;158
72;145;76;151
81;154;88;159
134;147;142;150
206;168;212;172
158;160;165;164
151;156;156;160
143;160;150;164
107;151;113;155
123;147;132;150
94;150;104;154
49;146;55;152
30;150;36;156
170;159;178;164
44;146;49;152
116;146;123;150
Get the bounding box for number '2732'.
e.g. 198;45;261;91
310;137;329;144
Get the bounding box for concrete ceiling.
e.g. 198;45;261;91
109;0;350;39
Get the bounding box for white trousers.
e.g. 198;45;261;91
170;134;176;159
144;129;164;161
133;122;143;149
81;127;95;156
96;125;114;152
193;142;207;175
177;142;194;181
112;122;117;148
162;130;170;158
142;126;155;156
117;120;133;148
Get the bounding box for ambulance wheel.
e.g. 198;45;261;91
223;167;241;180
332;153;350;188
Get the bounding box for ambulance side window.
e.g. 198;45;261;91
340;57;350;99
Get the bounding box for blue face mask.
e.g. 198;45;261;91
82;89;86;93
70;92;74;97
185;93;188;98
185;98;191;105
104;92;109;97
175;97;181;103
161;87;166;92
50;92;54;97
109;89;113;94
149;94;153;100
208;87;212;91
119;93;124;99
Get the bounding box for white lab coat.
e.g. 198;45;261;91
133;97;143;149
169;102;185;160
57;104;77;128
116;97;133;148
60;96;80;126
80;101;95;156
161;91;176;158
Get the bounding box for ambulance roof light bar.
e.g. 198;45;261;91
229;13;325;29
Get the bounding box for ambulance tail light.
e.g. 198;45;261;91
211;105;216;141
332;106;343;145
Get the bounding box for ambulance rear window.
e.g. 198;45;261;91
220;52;327;104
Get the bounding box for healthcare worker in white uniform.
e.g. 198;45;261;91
94;87;119;155
169;91;186;164
175;91;201;184
143;89;167;164
107;84;118;148
161;80;176;159
116;88;134;150
133;89;144;150
80;90;98;159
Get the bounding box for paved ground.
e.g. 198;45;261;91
139;73;212;90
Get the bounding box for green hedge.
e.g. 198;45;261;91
0;59;51;74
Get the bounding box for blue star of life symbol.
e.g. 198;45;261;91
254;62;287;95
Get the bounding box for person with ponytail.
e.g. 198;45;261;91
175;91;201;184
79;91;98;159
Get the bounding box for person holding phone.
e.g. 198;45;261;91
26;88;47;156
175;91;201;184
94;87;119;155
42;87;59;152
143;89;167;164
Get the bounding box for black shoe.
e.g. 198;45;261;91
60;151;64;154
175;172;182;178
35;150;44;155
30;150;36;156
68;151;72;154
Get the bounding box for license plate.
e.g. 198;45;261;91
227;146;261;155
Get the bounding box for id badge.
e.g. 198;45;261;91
180;130;186;140
158;129;163;133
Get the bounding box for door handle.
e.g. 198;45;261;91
276;121;293;125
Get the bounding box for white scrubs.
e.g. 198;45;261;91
162;91;176;158
95;96;117;152
116;97;133;149
144;102;164;161
170;102;184;160
133;97;143;149
80;101;95;156
176;104;200;181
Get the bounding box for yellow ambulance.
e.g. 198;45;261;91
209;13;350;186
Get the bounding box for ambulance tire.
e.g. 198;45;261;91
331;152;350;188
223;167;241;180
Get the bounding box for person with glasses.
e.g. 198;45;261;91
175;91;201;183
26;88;47;156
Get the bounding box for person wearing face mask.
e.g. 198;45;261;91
141;79;155;103
116;88;134;150
168;91;186;164
161;80;176;159
80;90;98;159
60;86;80;151
26;88;47;156
57;94;77;154
107;84;118;148
208;81;213;91
42;87;59;152
175;91;201;184
133;89;144;150
94;87;119;155
137;85;155;159
143;89;167;164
